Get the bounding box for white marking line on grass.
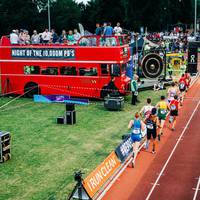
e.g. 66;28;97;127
145;99;200;200
193;176;200;200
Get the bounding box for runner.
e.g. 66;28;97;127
140;98;154;120
169;95;179;131
184;70;191;92
145;108;160;154
167;82;179;103
128;112;145;168
156;96;169;141
178;74;187;106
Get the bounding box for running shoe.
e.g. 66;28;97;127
152;150;156;154
172;128;175;131
132;160;135;168
158;134;161;141
145;142;149;150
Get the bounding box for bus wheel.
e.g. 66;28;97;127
24;82;40;98
100;86;108;99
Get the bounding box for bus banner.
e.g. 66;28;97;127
11;48;75;59
83;151;120;198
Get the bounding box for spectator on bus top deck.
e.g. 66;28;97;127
59;30;67;43
114;22;122;36
74;29;81;43
24;30;30;44
31;30;40;44
19;29;26;44
51;29;59;43
103;22;113;36
67;30;75;45
10;30;19;44
41;28;52;44
95;23;102;36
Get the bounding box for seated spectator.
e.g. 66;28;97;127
59;30;67;43
24;30;30;44
114;22;122;36
19;29;26;44
67;30;75;45
73;29;81;43
10;30;19;44
31;30;40;44
41;28;52;44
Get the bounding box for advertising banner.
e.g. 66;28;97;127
115;135;133;163
11;48;75;59
83;151;120;198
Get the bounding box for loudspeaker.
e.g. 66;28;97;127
65;111;76;125
141;53;164;79
57;116;65;124
66;103;75;111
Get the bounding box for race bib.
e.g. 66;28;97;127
170;104;176;110
132;128;140;134
147;124;154;130
179;83;185;90
160;109;167;115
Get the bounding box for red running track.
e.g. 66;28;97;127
102;77;200;200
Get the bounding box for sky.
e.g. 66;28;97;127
75;0;90;4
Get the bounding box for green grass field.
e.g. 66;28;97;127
0;90;166;200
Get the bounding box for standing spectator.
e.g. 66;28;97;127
67;30;75;45
59;30;67;43
19;29;26;44
73;29;81;43
51;29;58;43
103;22;113;36
131;75;139;105
31;30;40;44
10;30;19;44
114;22;122;36
24;30;30;44
41;28;51;44
95;23;102;36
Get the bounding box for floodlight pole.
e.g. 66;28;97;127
48;0;51;31
194;0;197;35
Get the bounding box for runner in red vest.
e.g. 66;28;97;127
169;95;179;131
178;74;187;106
184;71;191;91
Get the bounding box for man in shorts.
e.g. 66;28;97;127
128;112;145;167
169;95;179;131
179;74;187;106
145;108;159;154
156;96;169;141
140;98;154;120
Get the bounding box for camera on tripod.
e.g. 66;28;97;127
74;170;84;183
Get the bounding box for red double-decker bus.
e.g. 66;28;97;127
0;35;131;99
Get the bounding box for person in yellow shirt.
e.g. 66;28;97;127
156;96;169;141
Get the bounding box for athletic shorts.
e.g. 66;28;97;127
180;87;186;92
170;110;178;116
131;133;142;143
147;130;157;140
158;113;167;121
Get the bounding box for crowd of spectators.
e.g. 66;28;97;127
9;28;81;45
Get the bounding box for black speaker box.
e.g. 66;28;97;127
65;111;76;125
66;103;75;111
57;116;65;124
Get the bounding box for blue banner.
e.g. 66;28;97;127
34;95;89;105
115;135;133;163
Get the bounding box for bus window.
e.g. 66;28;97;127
79;68;98;76
24;66;40;74
60;66;77;75
41;67;58;75
122;63;127;73
110;64;120;77
101;64;109;75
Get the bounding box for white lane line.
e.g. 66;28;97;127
145;99;200;200
193;176;200;200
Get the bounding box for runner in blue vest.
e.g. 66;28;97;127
128;112;145;168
